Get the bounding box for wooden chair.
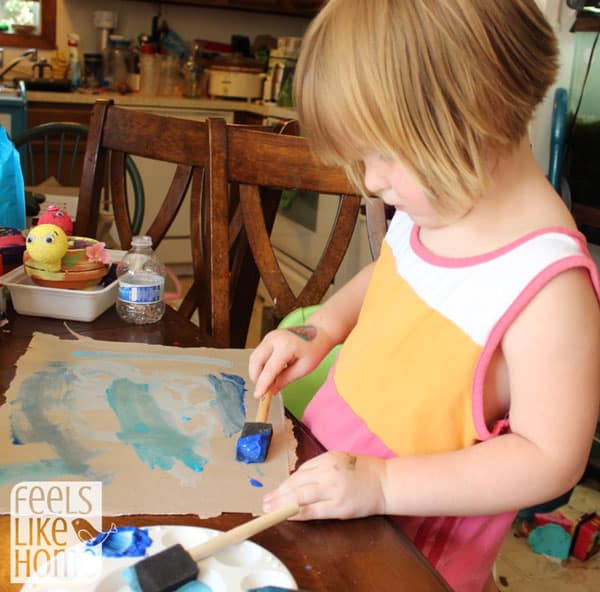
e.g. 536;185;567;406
197;118;388;348
75;99;235;346
12;121;145;234
75;100;281;347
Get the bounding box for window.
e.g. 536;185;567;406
0;0;55;49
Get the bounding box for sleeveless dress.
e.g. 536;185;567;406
303;211;600;592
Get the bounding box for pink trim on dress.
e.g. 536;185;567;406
410;224;588;268
471;255;600;440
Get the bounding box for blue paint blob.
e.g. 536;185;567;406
182;416;192;422
246;587;295;592
207;373;247;438
236;432;270;463
123;565;213;592
106;378;208;473
249;478;263;488
176;581;212;591
87;525;153;558
7;362;93;480
122;566;143;592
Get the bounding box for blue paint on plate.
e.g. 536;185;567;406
86;525;152;558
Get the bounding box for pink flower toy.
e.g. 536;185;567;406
37;205;74;235
85;241;112;265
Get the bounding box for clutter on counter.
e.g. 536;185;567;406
61;7;302;106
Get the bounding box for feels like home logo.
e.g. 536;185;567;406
10;481;103;583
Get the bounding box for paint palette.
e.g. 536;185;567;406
20;524;298;591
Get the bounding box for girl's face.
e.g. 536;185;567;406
363;153;449;228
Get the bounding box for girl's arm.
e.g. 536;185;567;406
249;262;375;399
263;268;600;519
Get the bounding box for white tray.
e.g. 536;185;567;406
20;524;298;591
0;250;125;322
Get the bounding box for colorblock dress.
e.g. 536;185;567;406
303;211;600;592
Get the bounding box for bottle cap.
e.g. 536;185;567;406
131;235;152;248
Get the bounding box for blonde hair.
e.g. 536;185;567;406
294;0;558;212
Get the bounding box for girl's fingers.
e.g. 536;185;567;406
253;347;296;398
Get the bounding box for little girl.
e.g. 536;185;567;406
249;2;600;591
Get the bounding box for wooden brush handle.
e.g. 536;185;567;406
255;390;272;423
189;503;299;562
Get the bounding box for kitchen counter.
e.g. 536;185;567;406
26;89;297;120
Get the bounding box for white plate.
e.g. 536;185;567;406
20;524;298;591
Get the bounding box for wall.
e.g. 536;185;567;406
529;1;577;173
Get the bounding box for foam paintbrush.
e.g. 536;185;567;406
235;390;273;463
123;503;299;592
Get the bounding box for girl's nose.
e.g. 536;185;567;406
363;156;387;195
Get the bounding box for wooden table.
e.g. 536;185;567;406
0;304;452;592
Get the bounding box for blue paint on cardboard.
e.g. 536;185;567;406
0;458;81;487
207;372;247;438
5;362;94;483
106;378;208;473
72;350;233;367
249;478;263;488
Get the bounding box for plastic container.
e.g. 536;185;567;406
0;255;123;322
116;235;166;324
158;54;180;97
67;33;81;88
83;53;102;88
139;44;159;96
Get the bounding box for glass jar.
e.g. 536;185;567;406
104;35;132;91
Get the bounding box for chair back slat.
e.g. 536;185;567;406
239;184;297;314
214;120;384;342
77;99;232;346
145;164;193;246
108;150;132;249
67;133;82;186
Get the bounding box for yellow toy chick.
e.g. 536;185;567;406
25;224;69;272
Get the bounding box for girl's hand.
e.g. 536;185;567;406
249;325;335;399
262;451;387;520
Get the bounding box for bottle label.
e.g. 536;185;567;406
118;281;164;304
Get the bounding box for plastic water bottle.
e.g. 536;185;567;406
116;236;166;324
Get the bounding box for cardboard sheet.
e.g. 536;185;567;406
0;333;295;517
